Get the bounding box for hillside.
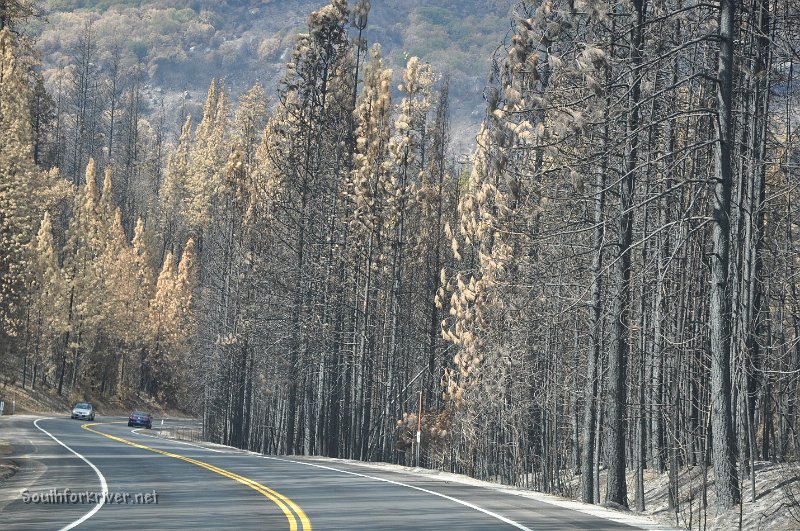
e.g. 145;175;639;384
29;0;512;149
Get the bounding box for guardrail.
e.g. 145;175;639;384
172;425;202;442
156;422;202;443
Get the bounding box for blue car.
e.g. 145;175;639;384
128;411;152;429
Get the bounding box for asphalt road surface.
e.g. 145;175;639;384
0;415;666;530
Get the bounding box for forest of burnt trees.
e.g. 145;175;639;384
2;0;800;516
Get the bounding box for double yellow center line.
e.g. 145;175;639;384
81;422;311;531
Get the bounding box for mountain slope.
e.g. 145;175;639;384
31;0;512;148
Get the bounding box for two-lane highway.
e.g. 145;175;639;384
2;416;299;530
0;416;669;530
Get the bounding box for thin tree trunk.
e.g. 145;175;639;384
709;0;741;509
606;0;646;507
581;139;606;504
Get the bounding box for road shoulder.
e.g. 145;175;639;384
0;441;18;482
0;416;48;514
270;455;683;531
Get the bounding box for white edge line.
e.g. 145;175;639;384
130;428;224;453
258;455;533;531
263;456;673;531
153;432;668;530
148;433;665;530
33;418;108;531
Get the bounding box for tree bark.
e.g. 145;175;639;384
709;0;741;509
606;0;646;508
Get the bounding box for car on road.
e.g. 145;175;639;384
128;411;152;429
71;402;95;421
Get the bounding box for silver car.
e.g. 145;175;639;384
71;402;95;421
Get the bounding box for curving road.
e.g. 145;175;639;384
0;415;671;530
